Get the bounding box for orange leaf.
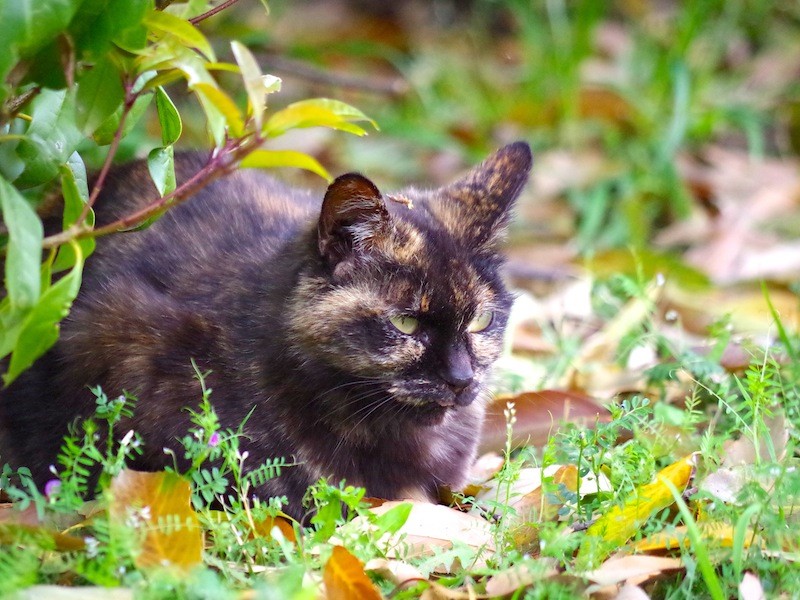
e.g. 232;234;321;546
324;545;381;600
109;470;202;571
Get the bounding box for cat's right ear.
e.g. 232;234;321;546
318;173;391;269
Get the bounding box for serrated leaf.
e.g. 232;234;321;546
109;470;202;571
147;146;176;197
324;546;381;600
144;9;215;60
264;98;376;138
192;82;244;137
4;242;83;385
231;41;266;130
577;454;698;569
155;87;182;146
240;149;330;181
0;177;43;310
76;56;125;135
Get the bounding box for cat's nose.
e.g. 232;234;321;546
440;344;474;394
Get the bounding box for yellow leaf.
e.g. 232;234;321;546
240;149;330;181
630;523;756;552
324;545;381;600
109;470;202;571
263;98;375;138
144;10;215;60
577;454;698;568
192;82;244;137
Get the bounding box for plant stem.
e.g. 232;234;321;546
77;82;138;225
41;138;257;250
189;0;242;25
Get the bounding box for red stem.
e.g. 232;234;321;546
189;0;241;25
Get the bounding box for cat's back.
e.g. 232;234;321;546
89;153;319;274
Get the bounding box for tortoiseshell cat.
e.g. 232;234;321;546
0;142;532;519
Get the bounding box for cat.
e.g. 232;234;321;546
0;142;532;520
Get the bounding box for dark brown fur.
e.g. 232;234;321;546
0;143;532;519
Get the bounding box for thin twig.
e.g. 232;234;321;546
77;83;138;225
261;53;409;97
4;87;41;120
189;0;242;25
42;139;256;250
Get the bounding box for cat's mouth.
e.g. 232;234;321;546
390;383;477;425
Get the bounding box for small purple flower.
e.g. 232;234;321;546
44;479;61;498
208;432;221;447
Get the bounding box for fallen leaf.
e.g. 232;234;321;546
323;545;381;600
577;454;697;568
359;501;495;572
10;586;133;599
613;583;652;600
629;522;754;553
0;504;86;551
108;470;202;571
484;559;559;596
722;409;788;467
582;555;684;587
480;390;605;454
364;557;424;586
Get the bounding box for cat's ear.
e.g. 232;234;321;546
318;173;391;267
441;141;532;248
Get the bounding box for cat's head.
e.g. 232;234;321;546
288;142;532;425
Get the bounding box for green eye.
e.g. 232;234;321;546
389;314;419;335
468;310;493;333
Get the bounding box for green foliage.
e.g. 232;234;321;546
0;0;375;385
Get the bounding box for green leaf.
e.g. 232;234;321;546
371;502;411;538
14;88;83;188
0;0;79;58
240;150;331;181
264;98;377;138
231;41;267;130
4;242;84;385
192;82;244;137
93;91;153;146
52;156;95;272
155;87;182;145
76;56;125;135
0;177;43;310
144;9;215;61
147;146;176;197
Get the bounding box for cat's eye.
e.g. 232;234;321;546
467;310;493;333
389;314;420;335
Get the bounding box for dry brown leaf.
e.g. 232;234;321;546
480;390;605;454
0;503;86;551
420;581;483;600
484;560;559;596
722;409;789;467
582;555;684;587
667;285;800;336
108;470;202;571
364;557;425;586
323;545;381;600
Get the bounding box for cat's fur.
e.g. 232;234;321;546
0;142;532;520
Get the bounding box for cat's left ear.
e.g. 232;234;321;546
442;141;532;248
318;173;391;268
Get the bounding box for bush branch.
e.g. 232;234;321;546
189;0;242;25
